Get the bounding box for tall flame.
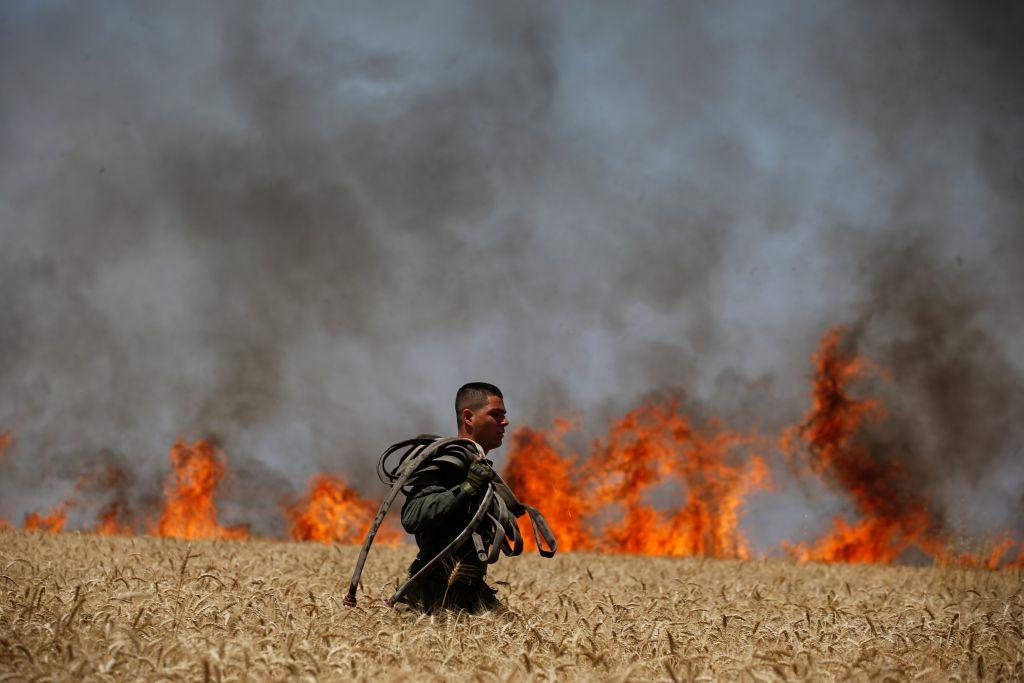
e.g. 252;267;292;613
153;439;247;540
2;326;1021;567
287;474;400;545
501;400;769;558
502;419;592;552
782;326;939;563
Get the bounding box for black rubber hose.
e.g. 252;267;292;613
343;437;462;607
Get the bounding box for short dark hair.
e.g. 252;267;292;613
455;382;503;424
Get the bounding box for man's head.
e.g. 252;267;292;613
455;382;508;453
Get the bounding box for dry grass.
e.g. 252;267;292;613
1;529;1022;681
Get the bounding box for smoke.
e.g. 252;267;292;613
1;1;1021;540
848;237;1024;534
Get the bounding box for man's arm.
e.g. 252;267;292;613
401;485;467;534
401;462;495;534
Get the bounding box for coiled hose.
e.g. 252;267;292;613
344;436;557;607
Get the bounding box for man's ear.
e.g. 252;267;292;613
461;407;474;430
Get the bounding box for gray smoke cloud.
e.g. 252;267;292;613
1;1;1021;544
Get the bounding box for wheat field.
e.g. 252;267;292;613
1;530;1021;681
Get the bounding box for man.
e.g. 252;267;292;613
399;382;510;613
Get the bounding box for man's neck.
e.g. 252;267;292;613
458;432;488;454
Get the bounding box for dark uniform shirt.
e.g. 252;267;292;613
399;471;497;612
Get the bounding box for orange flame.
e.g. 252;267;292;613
781;327;1024;567
946;536;1016;571
1007;545;1024;570
502;419;592;552
786;513;930;564
18;463;135;535
90;465;135;535
782;327;940;563
95;501;134;536
595;402;769;558
24;499;71;533
4;328;1022;568
287;474;401;545
153;439;247;540
501;400;769;558
22;465;78;534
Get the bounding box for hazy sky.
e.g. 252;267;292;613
2;1;1022;543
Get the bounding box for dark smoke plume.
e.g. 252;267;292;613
1;2;1021;541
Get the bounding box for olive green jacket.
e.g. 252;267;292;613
401;480;485;575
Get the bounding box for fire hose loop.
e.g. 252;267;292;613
344;436;557;607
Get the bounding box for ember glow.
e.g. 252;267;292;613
287;474;400;546
1;327;1021;567
153;439;248;541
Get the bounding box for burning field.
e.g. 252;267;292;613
3;2;1023;679
2;326;1023;680
1;327;1021;569
2;531;1022;680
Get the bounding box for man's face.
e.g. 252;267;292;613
464;395;508;454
